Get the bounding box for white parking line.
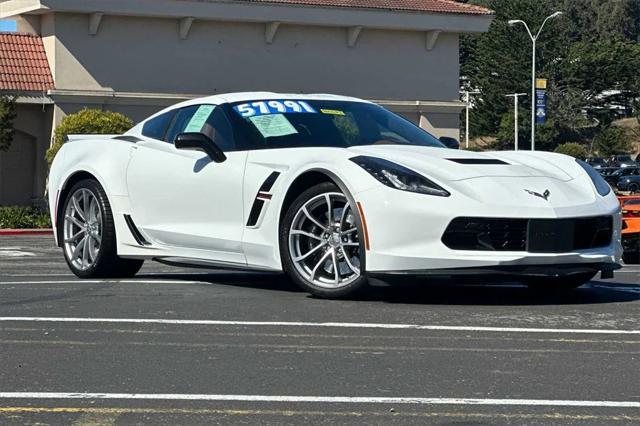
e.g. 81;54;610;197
0;249;36;257
0;317;638;335
0;280;207;285
2;272;222;277
0;392;636;408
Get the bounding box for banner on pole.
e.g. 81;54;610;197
535;78;547;125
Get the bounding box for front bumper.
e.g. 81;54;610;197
355;181;622;273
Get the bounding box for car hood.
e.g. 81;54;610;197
347;145;575;182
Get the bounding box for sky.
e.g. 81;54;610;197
0;20;17;31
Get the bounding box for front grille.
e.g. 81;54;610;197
442;216;613;253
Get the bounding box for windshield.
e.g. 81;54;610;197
223;99;445;150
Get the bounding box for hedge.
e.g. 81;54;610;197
46;108;133;166
0;206;52;229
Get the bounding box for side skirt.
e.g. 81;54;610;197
153;256;282;273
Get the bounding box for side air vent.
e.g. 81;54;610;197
447;158;508;165
246;171;281;227
123;214;150;245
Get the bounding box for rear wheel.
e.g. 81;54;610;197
523;272;596;292
61;179;143;278
280;182;368;298
628;183;639;193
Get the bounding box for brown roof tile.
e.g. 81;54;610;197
241;0;493;15
0;32;54;92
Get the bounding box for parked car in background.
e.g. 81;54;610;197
587;157;606;170
617;174;640;193
609;154;636;168
604;167;640;186
598;166;621;179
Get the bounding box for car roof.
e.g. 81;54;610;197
173;92;369;109
128;92;372;134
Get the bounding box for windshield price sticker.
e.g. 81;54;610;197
249;114;298;138
184;104;215;132
320;109;345;116
234;100;316;118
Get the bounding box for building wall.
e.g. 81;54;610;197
48;12;462;138
0;103;52;206
49;13;460;102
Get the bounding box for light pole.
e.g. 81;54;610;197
505;93;526;151
460;90;480;149
508;11;563;151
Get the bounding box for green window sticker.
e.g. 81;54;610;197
249;114;298;138
184;105;215;133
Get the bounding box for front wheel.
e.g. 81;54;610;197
61;179;143;278
280;182;368;298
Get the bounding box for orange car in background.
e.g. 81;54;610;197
619;196;640;263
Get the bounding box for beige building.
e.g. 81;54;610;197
0;0;492;206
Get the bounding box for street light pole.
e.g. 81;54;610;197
506;93;526;151
508;11;563;151
530;37;536;150
460;90;480;149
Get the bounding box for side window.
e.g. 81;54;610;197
164;105;200;143
201;108;236;152
141;110;175;141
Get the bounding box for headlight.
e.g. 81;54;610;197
350;156;449;197
576;159;611;196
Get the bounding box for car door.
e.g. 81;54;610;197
126;104;247;264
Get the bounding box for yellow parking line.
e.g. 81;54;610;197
0;407;638;421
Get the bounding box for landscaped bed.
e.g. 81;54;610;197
0;206;51;229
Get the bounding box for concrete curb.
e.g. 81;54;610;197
0;229;53;236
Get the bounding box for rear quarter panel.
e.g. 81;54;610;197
48;138;134;243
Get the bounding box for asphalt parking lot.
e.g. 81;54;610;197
0;235;639;425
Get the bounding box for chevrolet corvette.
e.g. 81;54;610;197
48;92;622;298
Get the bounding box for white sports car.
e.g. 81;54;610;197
48;92;622;298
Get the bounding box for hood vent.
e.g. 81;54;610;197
447;158;508;165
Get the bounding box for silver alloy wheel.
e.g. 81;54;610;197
289;192;361;288
63;188;102;271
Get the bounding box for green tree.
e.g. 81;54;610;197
0;95;17;152
593;126;631;157
554;142;588;159
46;109;133;166
564;40;640;116
462;0;640;149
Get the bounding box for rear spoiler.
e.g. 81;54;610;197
65;134;121;142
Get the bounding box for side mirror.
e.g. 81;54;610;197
439;136;460;150
174;132;226;163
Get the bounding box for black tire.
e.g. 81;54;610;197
628;183;639;193
60;178;143;278
279;182;368;298
523;272;596;292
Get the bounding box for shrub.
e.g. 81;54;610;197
46;108;134;166
0;95;17;152
0;206;51;229
554;142;589;160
